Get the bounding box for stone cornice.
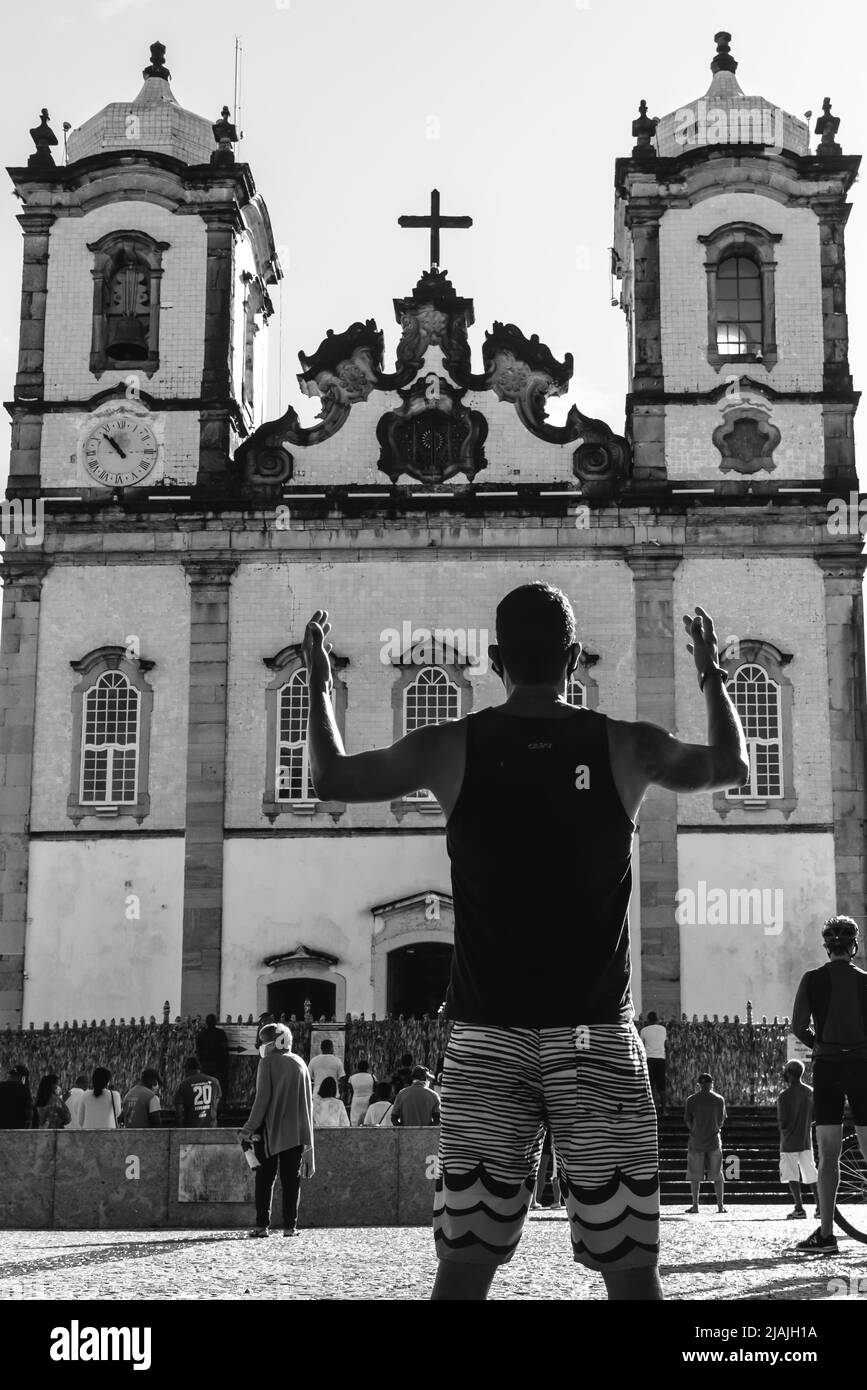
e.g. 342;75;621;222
7;153;258;219
0;553;52;583
181;557;239;584
814;552;867;579
615;146;860;199
625;549;681;580
15;211;57;234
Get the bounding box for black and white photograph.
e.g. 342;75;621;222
0;0;866;1356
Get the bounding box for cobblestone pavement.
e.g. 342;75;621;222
1;1206;866;1300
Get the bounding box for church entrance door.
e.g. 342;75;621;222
268;978;336;1022
386;943;452;1019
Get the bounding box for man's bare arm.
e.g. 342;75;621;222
620;606;749;800
302;610;457;805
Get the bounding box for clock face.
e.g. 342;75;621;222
82;415;159;487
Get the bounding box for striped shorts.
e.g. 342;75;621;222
433;1022;659;1272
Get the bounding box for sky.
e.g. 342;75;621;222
0;0;865;471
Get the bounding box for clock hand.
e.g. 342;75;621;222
102;432;127;460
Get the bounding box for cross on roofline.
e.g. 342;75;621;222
398;188;472;270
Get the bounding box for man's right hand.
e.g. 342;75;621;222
681;605;720;681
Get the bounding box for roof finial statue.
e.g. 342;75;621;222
710;30;738;75
142;40;171;81
631;99;658;160
211;105;238;167
28;108;58;170
814;97;842;157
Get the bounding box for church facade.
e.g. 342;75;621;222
1;34;864;1029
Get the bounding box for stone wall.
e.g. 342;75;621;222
0;1128;440;1230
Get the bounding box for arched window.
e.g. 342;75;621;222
715;255;762;355
262;644;348;818
698;222;781;368
81;672;140;804
726;663;783;799
403;667;460;802
68;646;154;823
88;229;168;377
277;669;314;802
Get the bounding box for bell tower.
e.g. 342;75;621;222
612;32;866;1016
0;41;282;1028
6;40;281;503
614;30;860;489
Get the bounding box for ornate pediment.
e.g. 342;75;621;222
376;378;488;484
263;944;340;969
230;253;630;496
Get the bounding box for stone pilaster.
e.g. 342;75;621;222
816;552;867;924
625;207;664;395
14;211;55;401
814;199;854;396
0;552;50;1026
626;551;681;1016
180;557;238;1018
197;206;242;489
624;205;666;483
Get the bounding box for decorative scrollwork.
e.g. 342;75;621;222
376;379;487;484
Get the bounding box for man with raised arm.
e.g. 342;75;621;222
303;584;748;1300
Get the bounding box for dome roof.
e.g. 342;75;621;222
653;32;810;159
65;41;216;166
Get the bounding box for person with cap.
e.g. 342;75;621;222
791;914;867;1253
238;1022;314;1238
391;1066;441;1126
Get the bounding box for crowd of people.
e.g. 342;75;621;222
0;1038;444;1133
0;1057;223;1131
308;1043;442;1128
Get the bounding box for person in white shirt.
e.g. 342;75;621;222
362;1082;394;1127
308;1040;345;1096
64;1074;88;1131
346;1059;376;1125
640;1012;668;1110
77;1067;122;1130
312;1076;350;1128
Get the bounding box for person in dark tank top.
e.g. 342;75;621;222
302;581;749;1301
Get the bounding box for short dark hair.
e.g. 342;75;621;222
400;1053;413;1069
374;1081;391;1102
142;1068;160;1088
495;582;578;684
320;1039;334;1054
786;1059;805;1079
318;1076;337;1098
73;1074;87;1089
698;1072;713;1085
184;1056;200;1073
357;1058;369;1073
646;1011;658;1024
205;1014;217;1028
411;1065;428;1082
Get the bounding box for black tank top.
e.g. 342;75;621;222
806;961;867;1058
444;706;636;1027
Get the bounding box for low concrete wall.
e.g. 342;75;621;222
0;1127;440;1230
